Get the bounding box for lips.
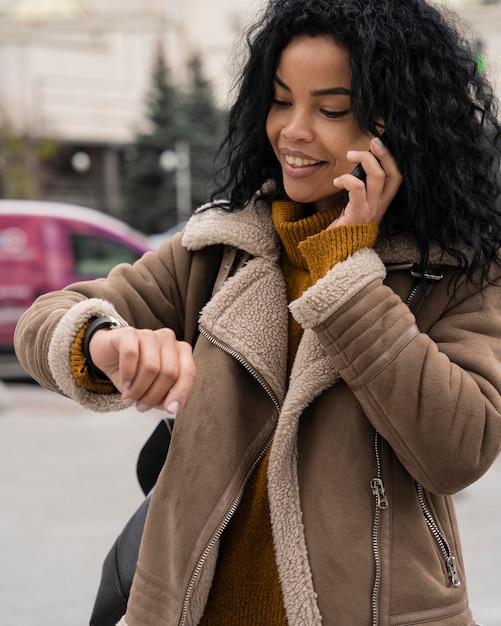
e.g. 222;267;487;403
280;150;326;179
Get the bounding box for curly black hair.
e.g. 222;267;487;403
211;0;501;283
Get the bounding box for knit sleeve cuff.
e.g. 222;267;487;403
298;223;379;283
71;321;116;394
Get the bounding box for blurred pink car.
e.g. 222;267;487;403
0;200;153;352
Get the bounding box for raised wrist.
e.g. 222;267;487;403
82;316;120;381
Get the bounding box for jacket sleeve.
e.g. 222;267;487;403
14;234;220;411
290;247;501;495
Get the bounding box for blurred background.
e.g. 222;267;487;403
0;0;498;235
0;1;500;625
0;0;268;235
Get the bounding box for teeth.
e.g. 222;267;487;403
285;155;321;167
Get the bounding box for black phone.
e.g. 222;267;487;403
343;133;385;207
343;162;366;207
350;162;366;183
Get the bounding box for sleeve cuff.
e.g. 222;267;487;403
298;223;379;283
48;298;128;412
289;247;386;329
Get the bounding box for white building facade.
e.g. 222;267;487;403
0;0;265;145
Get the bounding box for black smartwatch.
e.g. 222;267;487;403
82;316;120;382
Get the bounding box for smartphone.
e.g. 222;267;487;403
350;162;366;183
343;162;366;207
343;133;385;207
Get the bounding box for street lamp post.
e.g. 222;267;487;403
159;140;192;223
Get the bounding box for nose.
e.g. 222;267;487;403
282;107;314;143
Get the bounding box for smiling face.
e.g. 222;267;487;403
266;34;373;212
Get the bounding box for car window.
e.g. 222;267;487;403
71;233;142;276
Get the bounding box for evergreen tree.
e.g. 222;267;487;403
122;47;226;235
122;45;184;235
184;54;226;209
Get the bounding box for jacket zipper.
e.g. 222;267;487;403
405;276;460;588
369;267;445;623
413;480;461;587
371;431;389;626
370;275;419;624
179;326;281;626
406;282;422;308
406;265;444;310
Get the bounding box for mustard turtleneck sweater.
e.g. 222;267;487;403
199;202;378;625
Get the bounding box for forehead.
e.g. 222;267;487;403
276;34;351;88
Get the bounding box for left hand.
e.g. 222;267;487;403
329;137;403;228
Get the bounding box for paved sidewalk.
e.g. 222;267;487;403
0;382;500;625
0;382;158;626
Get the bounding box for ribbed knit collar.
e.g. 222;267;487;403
272;200;342;269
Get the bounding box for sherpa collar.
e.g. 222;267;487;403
182;194;468;270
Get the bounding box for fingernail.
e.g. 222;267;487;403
123;381;131;390
373;137;384;147
167;401;179;416
333;177;341;186
347;150;358;158
123;397;135;408
137;404;151;413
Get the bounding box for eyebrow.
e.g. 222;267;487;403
273;74;352;97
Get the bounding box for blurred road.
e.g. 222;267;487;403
0;381;500;625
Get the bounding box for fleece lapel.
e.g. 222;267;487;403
198;255;289;403
267;327;339;626
182;199;289;403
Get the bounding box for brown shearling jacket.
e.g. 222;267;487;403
14;196;501;625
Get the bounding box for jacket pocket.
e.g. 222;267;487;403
372;438;468;625
413;480;461;588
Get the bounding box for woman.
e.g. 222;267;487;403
14;0;501;624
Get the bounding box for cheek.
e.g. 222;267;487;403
329;130;372;168
265;115;281;159
348;126;373;151
265;114;275;144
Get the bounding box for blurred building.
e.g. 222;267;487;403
0;0;498;216
0;0;264;214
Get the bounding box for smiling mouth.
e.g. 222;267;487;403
284;155;323;168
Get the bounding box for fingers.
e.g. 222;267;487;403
122;329;196;414
331;137;402;227
368;137;404;205
161;341;196;414
90;327;196;415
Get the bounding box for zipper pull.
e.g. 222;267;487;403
371;478;389;509
446;555;461;587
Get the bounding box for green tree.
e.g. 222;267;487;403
0;122;38;198
184;54;226;209
122;47;225;235
122;45;185;234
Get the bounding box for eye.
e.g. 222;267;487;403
321;109;351;119
271;97;291;107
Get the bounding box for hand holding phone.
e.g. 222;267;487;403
332;133;402;229
343;134;385;208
